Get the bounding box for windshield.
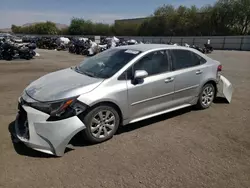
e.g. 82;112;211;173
76;48;141;78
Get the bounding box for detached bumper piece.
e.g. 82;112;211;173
15;101;86;156
218;75;233;103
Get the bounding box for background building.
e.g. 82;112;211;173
114;17;149;25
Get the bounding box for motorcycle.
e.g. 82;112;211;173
0;40;4;59
191;45;205;53
68;39;91;55
1;42;16;60
18;44;35;60
0;41;36;61
204;43;213;54
37;37;57;50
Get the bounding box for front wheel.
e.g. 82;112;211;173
81;105;120;143
196;83;215;109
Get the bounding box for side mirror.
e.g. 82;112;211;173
134;70;148;80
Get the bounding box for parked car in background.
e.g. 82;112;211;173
15;44;232;156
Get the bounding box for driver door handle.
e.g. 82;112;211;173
196;70;203;75
164;77;174;83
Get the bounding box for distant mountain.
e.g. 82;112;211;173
0;28;12;33
0;22;68;33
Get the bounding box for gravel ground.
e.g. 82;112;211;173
0;49;250;188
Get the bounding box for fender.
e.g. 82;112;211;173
199;78;218;95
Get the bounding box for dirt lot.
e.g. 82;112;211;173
0;49;250;188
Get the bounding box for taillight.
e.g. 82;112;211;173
217;65;222;72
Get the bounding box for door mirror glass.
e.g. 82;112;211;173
134;70;148;80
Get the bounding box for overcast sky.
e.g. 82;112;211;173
0;0;217;28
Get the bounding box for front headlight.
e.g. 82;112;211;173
30;97;88;121
30;99;70;116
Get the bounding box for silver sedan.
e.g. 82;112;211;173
15;44;233;156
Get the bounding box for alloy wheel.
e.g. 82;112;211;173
201;85;214;107
90;110;116;139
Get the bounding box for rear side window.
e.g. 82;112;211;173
170;49;202;71
191;52;207;65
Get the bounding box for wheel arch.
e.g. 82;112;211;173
201;79;218;96
67;100;124;150
85;101;124;125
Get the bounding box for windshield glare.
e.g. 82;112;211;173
77;48;141;78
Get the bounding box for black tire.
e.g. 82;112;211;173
196;83;215;110
25;55;32;60
4;55;13;61
81;105;120;144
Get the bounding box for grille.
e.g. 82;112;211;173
19;97;28;106
17;101;30;139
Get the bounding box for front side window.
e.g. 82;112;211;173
170;49;201;71
76;48;141;78
133;50;169;77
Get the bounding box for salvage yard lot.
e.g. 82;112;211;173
0;49;250;188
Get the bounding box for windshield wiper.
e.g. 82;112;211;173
74;66;92;76
81;70;96;78
74;66;81;73
74;66;98;78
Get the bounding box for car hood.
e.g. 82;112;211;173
25;68;104;102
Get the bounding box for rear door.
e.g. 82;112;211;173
169;49;206;106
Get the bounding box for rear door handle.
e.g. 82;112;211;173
196;70;203;75
164;77;174;83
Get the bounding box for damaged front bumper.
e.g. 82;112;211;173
15;101;86;156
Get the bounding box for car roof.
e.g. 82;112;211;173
115;44;191;52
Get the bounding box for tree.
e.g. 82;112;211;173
68;18;86;35
67;18;111;35
11;22;58;34
94;23;112;36
210;0;236;35
154;4;175;16
113;22;140;36
233;0;250;35
11;25;22;33
59;27;69;35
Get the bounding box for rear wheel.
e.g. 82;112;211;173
81;105;120;143
196;83;215;109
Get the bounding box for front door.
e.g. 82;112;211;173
126;50;175;123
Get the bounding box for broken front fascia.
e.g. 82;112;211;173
15;101;86;156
